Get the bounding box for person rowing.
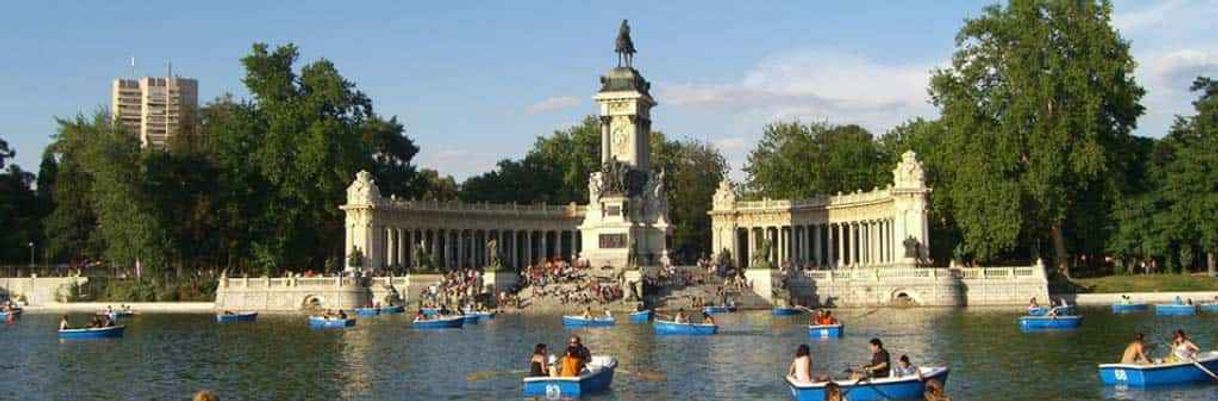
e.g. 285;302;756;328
582;307;593;320
568;335;592;363
702;311;716;326
1120;333;1151;365
529;343;549;377
673;308;688;324
1027;297;1040;312
850;338;891;380
1168;329;1200;363
815;309;839;326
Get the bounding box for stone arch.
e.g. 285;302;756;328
890;288;922;306
301;295;324;311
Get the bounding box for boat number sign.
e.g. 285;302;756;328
545;384;562;400
1113;369;1127;382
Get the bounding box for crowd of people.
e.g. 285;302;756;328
417;268;484;309
521;259;624;306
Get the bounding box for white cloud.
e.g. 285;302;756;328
526;96;581;114
1113;0;1189;32
660;50;941;136
711;136;748;152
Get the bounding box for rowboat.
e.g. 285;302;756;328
380;305;406;314
628;310;652;323
787;367;949;401
1155;304;1196;316
808;323;844;339
772;307;803;316
355;307;381;317
462;310;496;321
58;325;125;340
653;319;718;335
97;310;134;319
1099;351;1218;387
522;355;616;397
1198;303;1218;313
1018;315;1083;330
308;316;356;329
562;315;616;328
420;308;442;317
412;315;465;329
215;311;258;323
1111;303;1149;313
703;305;737;314
0;308;22;319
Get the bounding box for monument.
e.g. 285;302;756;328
578;20;672;269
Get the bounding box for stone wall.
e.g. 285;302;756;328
0;276;89;305
214;276;370;311
759;261;1049;307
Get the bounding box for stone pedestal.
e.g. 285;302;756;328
481;271;519;297
622;268;644;302
744;268;779;304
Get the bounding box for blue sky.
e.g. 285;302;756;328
1;1;1215;180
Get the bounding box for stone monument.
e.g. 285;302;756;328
579;20;672;269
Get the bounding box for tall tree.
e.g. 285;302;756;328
1155;77;1218;275
929;0;1144;274
0;137;39;263
743;121;888;199
651;134;728;262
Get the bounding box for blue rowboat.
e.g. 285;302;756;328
772;307;803;317
1198;303;1218;313
653;319;718;335
308;316;356;329
522;356;616;397
787;367;949;401
1027;306;1075;316
412;315;465;329
703;305;736;314
1155;304;1196;316
58;325;125;340
462;314;481;325
380;305;406;314
562;315;616;328
628;310;652;323
215;312;258;323
0;309;22;319
463;310;496;321
1099;351;1218;386
1111;303;1149;314
1018;315;1083;330
808;323;844;339
355;307;380;317
97;310;134;319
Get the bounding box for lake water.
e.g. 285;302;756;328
4;307;1218;400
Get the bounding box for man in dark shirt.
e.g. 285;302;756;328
854;338;891;379
569;335;592;362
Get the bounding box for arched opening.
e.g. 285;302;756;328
891;289;920;307
301;295;324;311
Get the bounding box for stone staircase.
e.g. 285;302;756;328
650;267;771;310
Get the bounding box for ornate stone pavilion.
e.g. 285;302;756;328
710;151;931;269
341;21;670;272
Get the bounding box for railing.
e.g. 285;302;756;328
218;275;418;289
726;187;894;212
377;199;586;217
803;266;1044;282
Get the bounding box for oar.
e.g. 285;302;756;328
466;369;528;382
1188;357;1218;381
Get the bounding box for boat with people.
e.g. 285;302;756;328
97;308;135;319
628;309;652;323
355;307;381;317
1197;303;1218;313
808;323;844;339
215;311;258;323
772;307;803;316
462;309;496;321
653;319;718;335
702;304;737;314
522;355;617;397
380;305;406;314
562;315;616;328
786;367;949;401
1099;351;1218;387
0;308;22;320
412;315;465;329
1018;315;1083;330
1155;303;1196;316
308;315;356;329
58;325;125;340
1111;303;1149;314
420;307;442;317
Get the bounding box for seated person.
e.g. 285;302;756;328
59;315;70;330
1120;333;1151;365
529;343;550;377
673;308;688;324
582;307;593;320
635;302;646;312
558;346;586;377
787;344;814;384
852;338;891;380
894;355;922;380
702;312;716;326
603;309;613;319
1169;329;1200;363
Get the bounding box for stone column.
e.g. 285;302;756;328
813;224;822;267
827;224;836;268
526;230;534;266
835;223;844;267
540;231;549;262
746;227;757;268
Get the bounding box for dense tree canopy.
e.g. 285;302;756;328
0;137;40;263
743;121;889;199
929;0;1144;275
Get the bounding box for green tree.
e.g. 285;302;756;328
928;0;1144;274
1155;77;1218;275
651;134;727;262
0;137;40;263
743;121;888;200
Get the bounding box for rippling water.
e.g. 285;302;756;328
3;307;1218;400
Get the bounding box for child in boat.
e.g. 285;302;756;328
529;343;549;377
558;346;586;377
894;355;922;380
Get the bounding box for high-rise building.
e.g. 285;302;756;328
110;76;199;150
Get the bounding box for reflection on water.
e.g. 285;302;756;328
2;307;1218;400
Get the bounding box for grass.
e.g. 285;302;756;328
1072;274;1218;293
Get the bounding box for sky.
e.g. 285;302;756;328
1;1;1215;181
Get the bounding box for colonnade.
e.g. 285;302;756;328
733;219;898;269
373;227;582;270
